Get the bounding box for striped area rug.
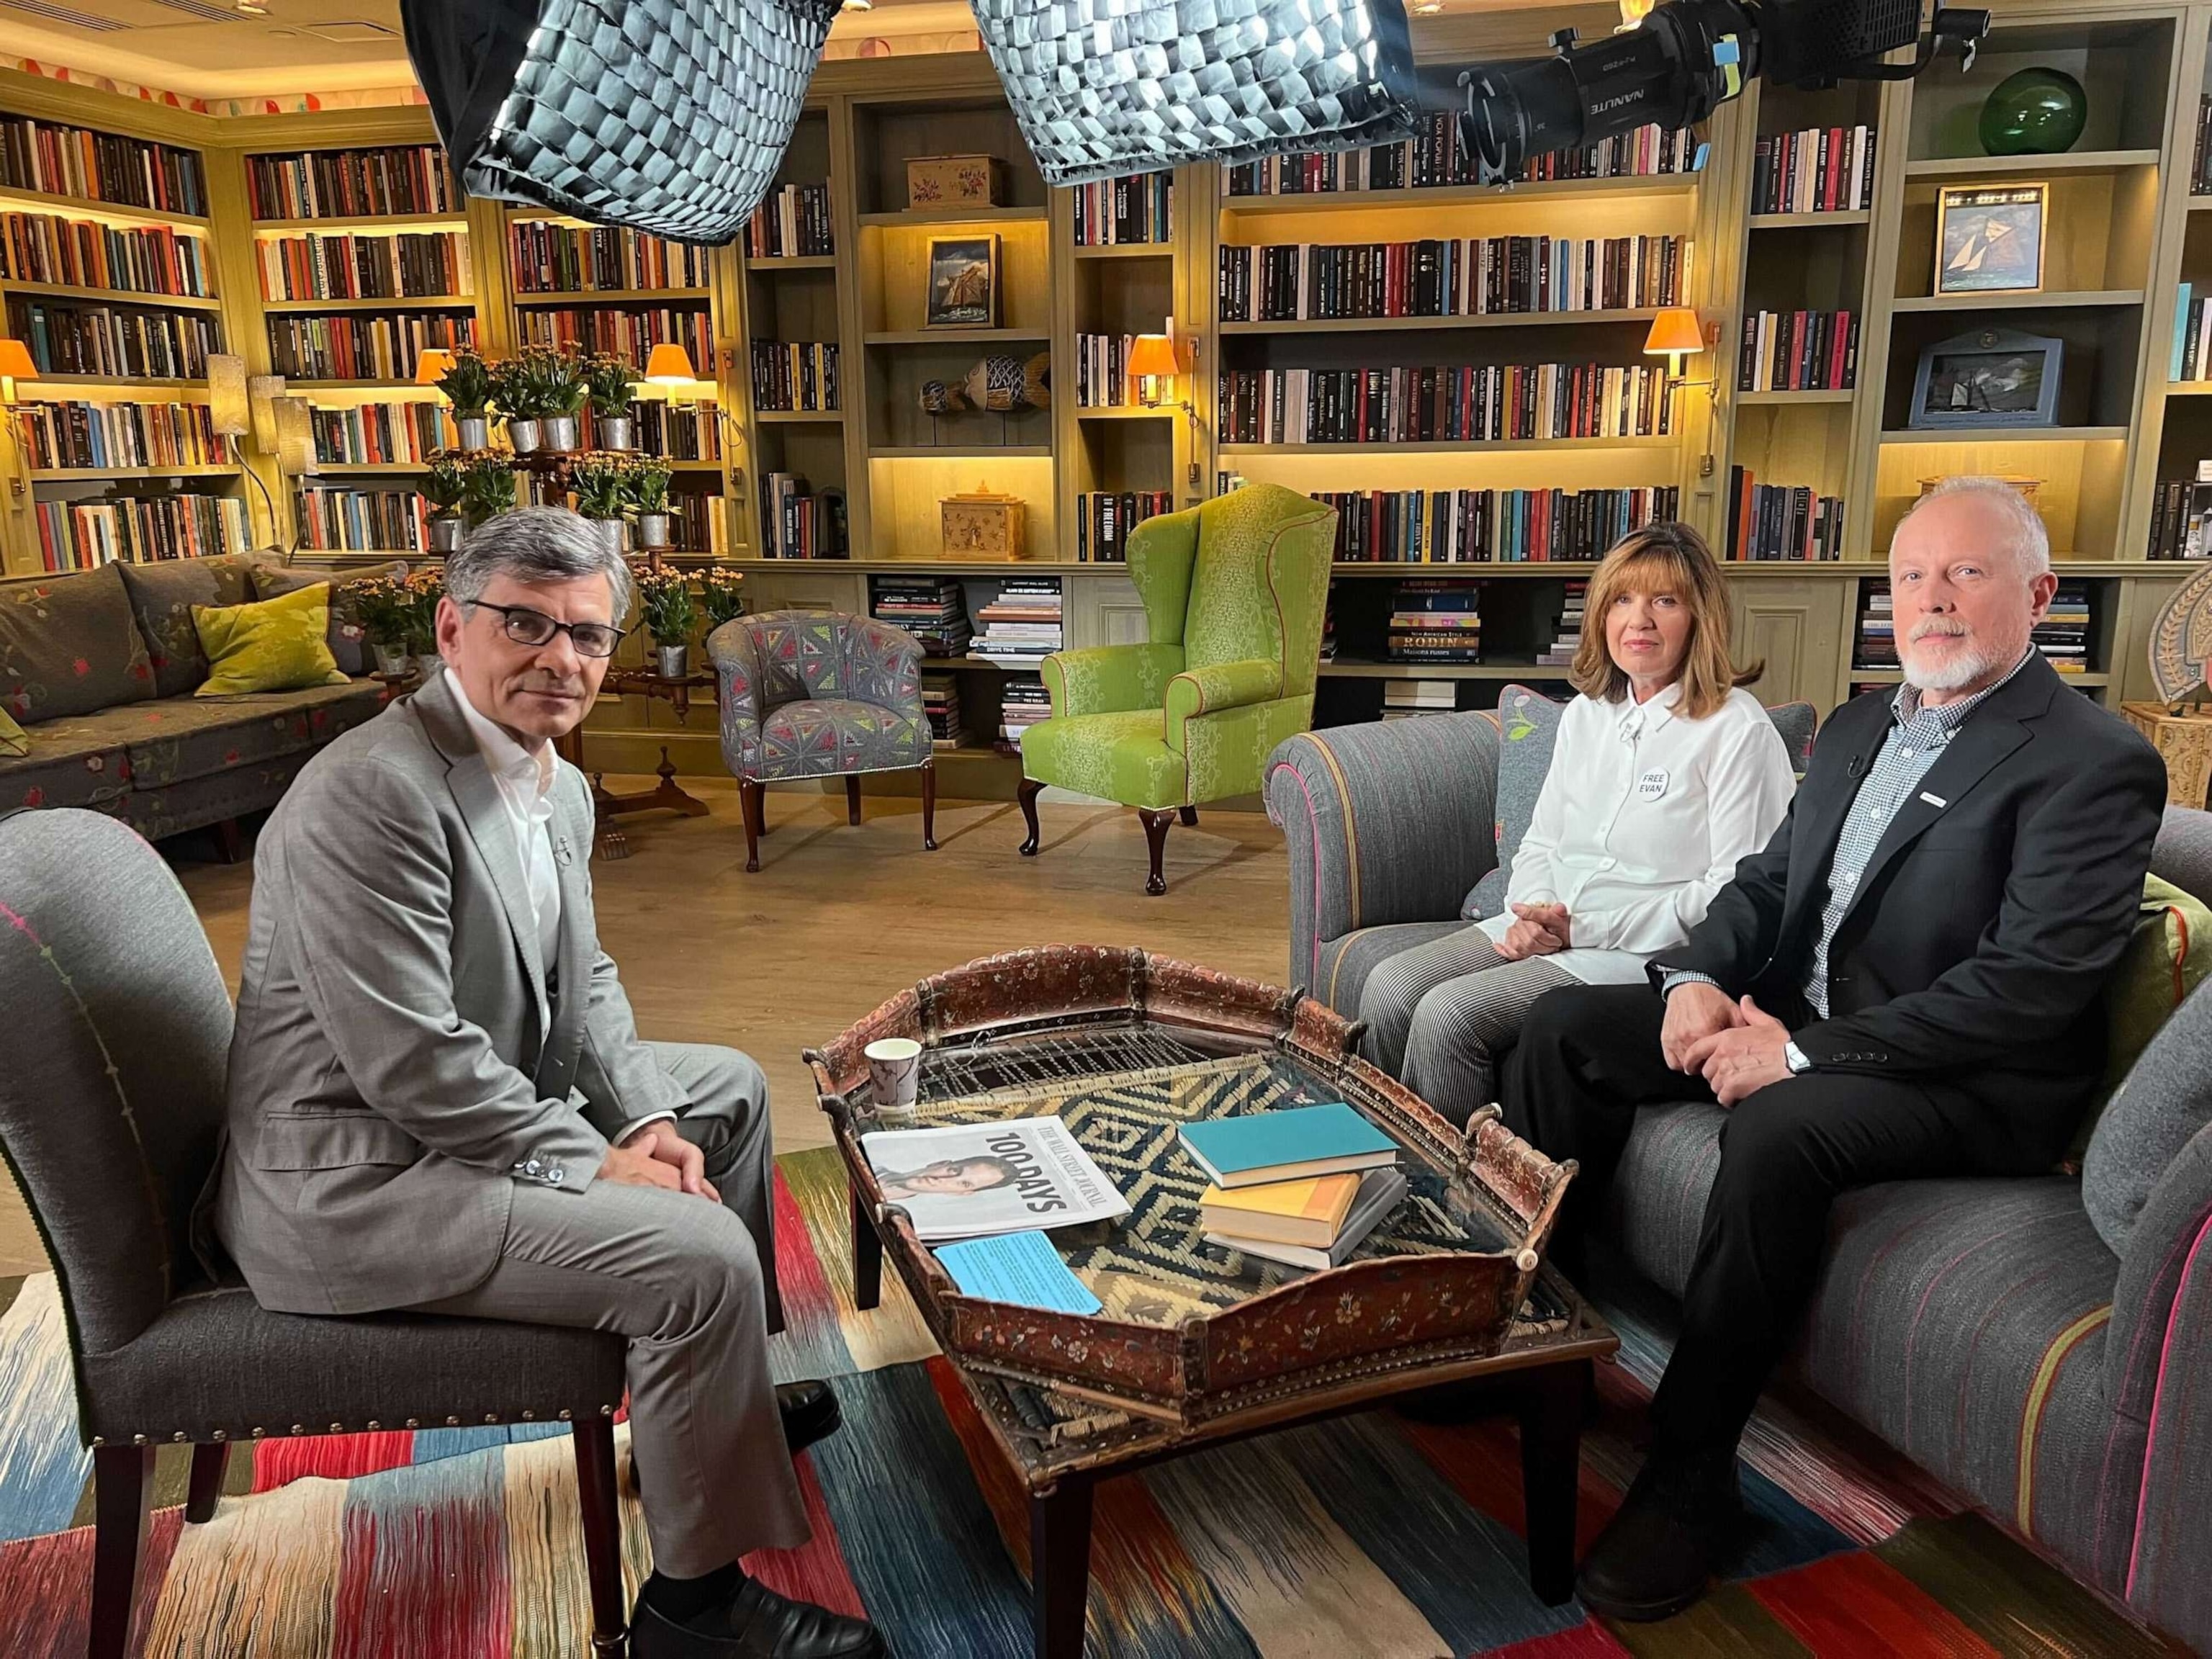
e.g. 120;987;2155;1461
0;1147;2173;1658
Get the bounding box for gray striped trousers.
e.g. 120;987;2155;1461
1356;926;1577;1128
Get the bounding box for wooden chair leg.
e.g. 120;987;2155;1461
1179;805;1198;827
184;1442;228;1524
1137;809;1174;896
739;778;764;873
89;1444;153;1659
1018;778;1045;856
921;757;938;852
572;1417;629;1657
845;774;863;827
212;817;246;865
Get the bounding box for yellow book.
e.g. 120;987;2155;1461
1198;1172;1362;1249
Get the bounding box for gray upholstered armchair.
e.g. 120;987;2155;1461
0;809;632;1659
708;609;937;874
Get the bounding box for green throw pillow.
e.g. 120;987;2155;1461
192;582;351;698
0;703;27;757
2069;873;2212;1160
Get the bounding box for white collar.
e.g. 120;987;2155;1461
445;667;556;801
1613;677;1685;736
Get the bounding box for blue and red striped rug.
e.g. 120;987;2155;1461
0;1148;2173;1656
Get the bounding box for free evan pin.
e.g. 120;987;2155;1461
1637;768;1671;801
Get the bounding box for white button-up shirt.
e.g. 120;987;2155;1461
447;667;561;1032
1477;682;1797;984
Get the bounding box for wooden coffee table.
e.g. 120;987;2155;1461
808;948;1619;1658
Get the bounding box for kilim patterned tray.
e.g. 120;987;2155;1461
805;946;1576;1425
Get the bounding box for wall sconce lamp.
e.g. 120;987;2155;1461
1129;324;1202;486
415;348;456;387
647;344;745;476
248;374;286;452
0;337;36;501
1644;307;1722;473
208;353;285;551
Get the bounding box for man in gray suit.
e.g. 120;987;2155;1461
216;508;881;1659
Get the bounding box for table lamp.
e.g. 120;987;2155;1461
414;348;455;387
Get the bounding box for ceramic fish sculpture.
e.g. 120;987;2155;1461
962;352;1051;413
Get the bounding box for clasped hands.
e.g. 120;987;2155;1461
1661;981;1795;1107
1495;901;1573;961
599;1125;720;1200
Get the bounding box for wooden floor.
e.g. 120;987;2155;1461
0;782;1293;1277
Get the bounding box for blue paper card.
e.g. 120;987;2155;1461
934;1231;1104;1316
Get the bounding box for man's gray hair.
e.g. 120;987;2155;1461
445;506;633;621
1895;475;2052;579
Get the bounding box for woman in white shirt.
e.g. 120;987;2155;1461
1359;522;1797;1126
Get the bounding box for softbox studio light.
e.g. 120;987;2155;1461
970;0;1421;187
401;0;839;246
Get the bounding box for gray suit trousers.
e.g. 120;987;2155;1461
415;1040;806;1576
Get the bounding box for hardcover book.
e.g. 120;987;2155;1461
1177;1102;1398;1189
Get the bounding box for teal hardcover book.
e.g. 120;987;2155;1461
1177;1102;1399;1189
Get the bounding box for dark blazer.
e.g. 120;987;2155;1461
1653;653;2166;1164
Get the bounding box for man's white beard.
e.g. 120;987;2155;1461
1901;626;1998;691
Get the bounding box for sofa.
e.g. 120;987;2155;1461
0;555;382;845
1264;704;2212;1650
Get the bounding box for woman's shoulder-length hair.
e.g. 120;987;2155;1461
1568;521;1763;721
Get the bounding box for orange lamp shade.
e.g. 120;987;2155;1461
0;336;38;389
1642;307;1705;359
646;344;698;385
414;348;456;386
1127;333;1179;381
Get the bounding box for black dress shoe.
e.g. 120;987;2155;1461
778;1380;842;1455
1575;1446;1740;1622
631;1578;885;1658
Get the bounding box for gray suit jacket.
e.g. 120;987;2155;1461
215;670;681;1315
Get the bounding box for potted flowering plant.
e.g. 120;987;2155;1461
626;459;676;549
460;455;516;527
488;352;549;453
400;568;445;658
698;564;745;631
584;354;639;451
543;348;593;451
635;567;699;678
343;575;418;676
570;455;631;555
435;349;497;450
423;456;469;553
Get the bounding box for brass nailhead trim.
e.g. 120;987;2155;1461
600;1404;614;1417
558;1410;572;1422
521;1411;534;1421
132;1435;148;1447
367;1421;380;1432
444;1416;459;1427
172;1431;187;1443
90;1437;104;1447
211;1430;228;1442
328;1423;343;1434
484;1414;498;1425
405;1419;420;1429
290;1424;305;1436
251;1427;265;1439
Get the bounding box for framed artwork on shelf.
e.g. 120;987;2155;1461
1908;327;2064;429
926;235;1001;328
1936;184;2046;295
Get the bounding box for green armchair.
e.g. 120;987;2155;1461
1017;482;1336;894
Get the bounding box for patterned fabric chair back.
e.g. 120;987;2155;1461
0;808;233;1354
737;610;846;706
1173;483;1334;691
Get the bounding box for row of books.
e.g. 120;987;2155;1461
517;305;711;371
508;220;711;294
760;474;848;559
17;399;225;472
1750;125;1878;215
1723;469;1848;562
1;213;212;299
258;230;472;302
1216;362;1676;446
246;145;457;222
1739;309;1860;393
1184;1103;1406;1273
0;116;207;215
1074;332;1143;407
1293;484;1683;564
2145;477;2212;559
294;485;431;553
873;576;973;657
626;398;724;462
997;677;1052;754
1072;173;1172;246
9;300;217;379
1388;579;1481;664
266;310;477;382
1538;580;1588;666
2170;283;2212;383
2191;95;2212;196
1854;583;1894;667
750;339;840;411
310;401;449;467
974;578;1063;665
1217;235;1693;323
921;673;969;747
745;183;835;260
32;493;248;572
2034;583;2093;674
1221;119;1700;195
1074;490;1172;562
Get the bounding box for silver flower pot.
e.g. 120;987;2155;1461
588;516;626;557
506;418;544;454
541;414;580;453
372;644;412;678
428;516;465;552
596;414;636;452
634;511;672;549
455;413;491;451
656;644;691;678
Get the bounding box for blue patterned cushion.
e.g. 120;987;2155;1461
1461;684;1563;921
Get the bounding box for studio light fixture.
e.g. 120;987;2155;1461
970;0;1421;186
400;0;840;245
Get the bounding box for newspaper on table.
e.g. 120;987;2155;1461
860;1115;1130;1243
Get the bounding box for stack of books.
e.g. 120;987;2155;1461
1182;1103;1408;1272
1537;580;1587;667
1383;680;1457;719
1853;582;1896;671
973;579;1063;664
997;675;1052;753
2036;583;2092;674
921;673;970;747
872;576;972;657
1388;580;1482;664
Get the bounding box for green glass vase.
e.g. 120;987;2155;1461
1979;68;2089;156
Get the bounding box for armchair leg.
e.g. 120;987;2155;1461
921;758;938;852
1017;778;1044;857
1138;809;1174;896
89;1443;153;1659
572;1417;629;1656
845;774;863;827
1179;805;1198;827
739;778;764;874
184;1441;228;1524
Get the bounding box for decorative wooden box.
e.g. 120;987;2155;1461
907;154;1006;209
2123;701;2212;809
941;490;1026;559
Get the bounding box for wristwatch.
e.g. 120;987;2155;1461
1784;1040;1815;1076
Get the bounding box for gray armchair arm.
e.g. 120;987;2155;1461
707;618;768;778
1264;711;1501;992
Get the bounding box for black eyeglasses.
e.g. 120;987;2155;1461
468;601;626;660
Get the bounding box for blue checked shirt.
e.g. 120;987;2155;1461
1663;647;2035;1022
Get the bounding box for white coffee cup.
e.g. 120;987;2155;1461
864;1037;923;1115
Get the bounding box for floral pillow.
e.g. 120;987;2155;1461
1461;684;1565;921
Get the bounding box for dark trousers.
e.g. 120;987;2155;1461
1501;983;1988;1455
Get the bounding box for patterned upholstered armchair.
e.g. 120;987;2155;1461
708;609;936;873
1017;482;1336;894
